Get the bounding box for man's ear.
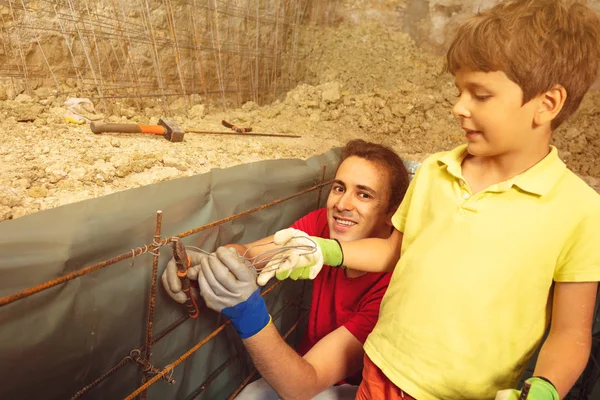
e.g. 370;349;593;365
534;84;567;127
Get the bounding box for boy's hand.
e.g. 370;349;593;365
197;247;271;338
495;378;559;400
161;250;209;303
256;228;329;285
257;228;345;285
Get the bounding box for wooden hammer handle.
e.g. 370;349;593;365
90;122;165;135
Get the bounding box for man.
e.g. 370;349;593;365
162;139;410;399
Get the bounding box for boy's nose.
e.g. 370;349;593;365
452;97;471;118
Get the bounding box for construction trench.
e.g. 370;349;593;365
1;0;600;399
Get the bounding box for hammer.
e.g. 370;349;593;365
90;118;184;142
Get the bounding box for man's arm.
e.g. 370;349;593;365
243;324;364;400
533;281;598;397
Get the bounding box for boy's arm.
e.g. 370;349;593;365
337;228;403;273
242;324;364;400
533;281;597;397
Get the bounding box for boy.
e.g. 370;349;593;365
162;140;410;399
262;1;600;399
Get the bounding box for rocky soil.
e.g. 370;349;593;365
1;19;599;222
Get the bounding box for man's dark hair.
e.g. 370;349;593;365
339;139;410;212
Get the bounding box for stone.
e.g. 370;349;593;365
15;178;30;189
188;104;205;120
70;167;87;181
242;101;259;112
126;166;180;186
162;155;189;171
0;186;22;207
14;94;33;103
45;163;68;183
27;186;48;198
34;87;54;98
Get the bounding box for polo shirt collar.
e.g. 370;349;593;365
437;144;566;196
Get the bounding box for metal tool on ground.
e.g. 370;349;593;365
90;119;301;140
222;120;252;133
171;238;199;319
91;119;184;142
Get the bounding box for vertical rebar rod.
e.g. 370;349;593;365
113;0;143;109
209;0;226;109
7;0;30;92
140;210;163;399
164;0;188;106
190;0;208;100
54;5;85;92
140;0;167;112
316;164;327;208
66;0;103;97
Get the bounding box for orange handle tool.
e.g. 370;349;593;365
90;122;165;135
172;238;200;319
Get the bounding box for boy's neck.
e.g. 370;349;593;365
462;140;552;194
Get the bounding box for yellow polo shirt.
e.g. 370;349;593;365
363;144;600;400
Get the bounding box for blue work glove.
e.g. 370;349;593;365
192;246;271;339
257;228;344;286
495;377;559;400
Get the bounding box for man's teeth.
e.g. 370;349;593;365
336;218;356;226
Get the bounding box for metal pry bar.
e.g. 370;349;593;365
222;119;253;133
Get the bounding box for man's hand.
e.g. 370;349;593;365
257;228;343;286
161;250;208;304
495;377;560;400
196;247;271;338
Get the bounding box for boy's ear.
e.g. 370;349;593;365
534;84;567;127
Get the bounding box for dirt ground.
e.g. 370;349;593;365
1;19;599;222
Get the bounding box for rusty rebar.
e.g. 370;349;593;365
0;181;330;308
227;308;310;399
70;314;191;399
184;129;300;139
123;280;282;399
69;355;133;400
188;298;297;400
140;210;163;399
316;164;327;208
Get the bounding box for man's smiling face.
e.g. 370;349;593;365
326;156;393;242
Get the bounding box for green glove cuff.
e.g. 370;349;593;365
312;237;344;267
523;377;559;400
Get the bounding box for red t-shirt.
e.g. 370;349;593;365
291;208;392;385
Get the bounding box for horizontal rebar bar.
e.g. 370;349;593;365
0;180;331;308
123;280;283;399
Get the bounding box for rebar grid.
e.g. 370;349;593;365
0;178;333;308
2;170;331;398
0;0;331;110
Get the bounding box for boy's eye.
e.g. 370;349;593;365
358;192;371;199
474;94;491;101
333;186;344;193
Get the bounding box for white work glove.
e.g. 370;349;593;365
161;250;208;304
257;228;324;286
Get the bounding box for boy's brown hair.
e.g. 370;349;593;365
339;139;410;212
446;0;600;129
